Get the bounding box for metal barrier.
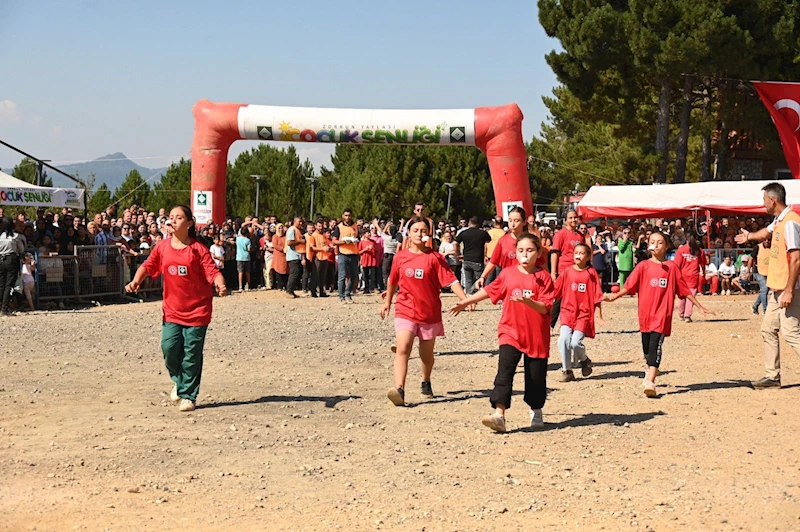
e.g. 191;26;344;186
701;247;754;267
75;245;124;300
35;252;79;305
130;251;163;298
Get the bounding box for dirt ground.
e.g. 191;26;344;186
2;290;800;532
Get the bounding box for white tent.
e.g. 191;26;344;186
577;180;800;220
0;170;84;209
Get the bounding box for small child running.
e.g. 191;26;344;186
604;231;715;397
450;233;554;432
126;205;227;412
555;243;603;382
380;216;470;406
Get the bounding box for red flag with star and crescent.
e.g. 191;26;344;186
754;81;800;179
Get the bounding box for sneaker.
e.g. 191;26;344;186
684;317;692;323
387;387;405;406
752;306;759;315
481;413;507;433
751;377;781;389
580;357;593;377
557;370;575;382
347;296;354;303
420;381;434;398
529;409;544;429
679;316;685;321
178;398;196;411
643;380;657;398
170;385;179;403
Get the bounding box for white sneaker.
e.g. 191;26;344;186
178;398;195;411
529;409;544;429
481;413;506;433
170;385;179;403
643;380;657;398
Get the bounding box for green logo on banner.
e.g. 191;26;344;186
450;127;466;143
257;126;273;140
196;193;207;206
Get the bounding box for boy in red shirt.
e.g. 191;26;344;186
555;243;603;382
126;205;227;412
380;217;470;406
605;232;714;397
451;233;555;432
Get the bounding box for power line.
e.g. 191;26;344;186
105;151;190;210
528;154;629;186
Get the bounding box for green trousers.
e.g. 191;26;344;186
618;271;631;287
161;322;208;402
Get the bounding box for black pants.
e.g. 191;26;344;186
274;271;288;290
314;258;328;296
0;253;19;313
641;332;665;368
550;298;562;328
363;266;379;293
490;345;548;410
287;260;302;294
306;259;318;296
302;260;311;292
382;253;395;288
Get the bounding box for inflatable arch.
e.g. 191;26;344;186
190;100;531;225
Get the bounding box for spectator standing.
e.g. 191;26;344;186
381;222;400;289
303;222;318;297
271;224;288;290
285;217;305;298
210;237;225;271
456;216;491;294
310;220;329;297
402;202;435;250
617;227;634;286
236;227;252;292
439;231;460;279
592;233;607;291
485;217;506;284
332;209;359;302
0;217;25;315
752;240;770;315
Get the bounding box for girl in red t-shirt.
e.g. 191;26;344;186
450;233;555;432
605;232;714;397
126;205;227;412
672;238;707;323
380;217;470;407
555;243;603;382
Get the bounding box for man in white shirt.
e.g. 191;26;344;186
718;256;737;296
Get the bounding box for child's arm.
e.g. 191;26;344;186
126;264;149;293
686;293;715;316
379;281;397;319
604;287;630;302
510;295;548;314
595;304;605;325
213;272;228;297
449;288;491;316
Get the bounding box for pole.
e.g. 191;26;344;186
255;177;260;218
307;177;319;221
444;182;456;223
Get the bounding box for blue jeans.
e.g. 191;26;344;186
558;325;586;371
753;272;768;313
337;254;359;299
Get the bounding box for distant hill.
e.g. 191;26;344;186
52;153;165;191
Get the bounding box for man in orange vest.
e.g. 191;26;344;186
332;208;360;302
736;182;800;389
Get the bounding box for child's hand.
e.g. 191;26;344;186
701;307;716;317
603;293;618;302
125;281;140;294
379;303;391;320
510;295;535;308
596;317;607;326
216;283;228;297
448;301;468;316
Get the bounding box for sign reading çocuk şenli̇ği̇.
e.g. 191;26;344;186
239;106;475;146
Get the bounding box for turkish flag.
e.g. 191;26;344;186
754;81;800;179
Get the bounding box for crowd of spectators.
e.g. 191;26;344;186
0;200;772;313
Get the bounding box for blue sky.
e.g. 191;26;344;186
0;0;560;176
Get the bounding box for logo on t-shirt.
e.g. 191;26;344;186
178;266;188;276
507;251;516;259
522;289;533;298
577;283;586;292
404;268;414;278
571;282;578;291
168;265;178;276
659;278;667;288
414;269;424;279
512;288;523;298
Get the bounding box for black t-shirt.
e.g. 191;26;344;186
456;227;491;263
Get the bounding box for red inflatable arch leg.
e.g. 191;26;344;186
190;100;531;225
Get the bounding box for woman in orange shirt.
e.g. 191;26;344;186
271;224;288;290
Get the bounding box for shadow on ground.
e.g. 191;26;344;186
506;410;666;433
199;394;361;409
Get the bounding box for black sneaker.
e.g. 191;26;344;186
387;387;405;406
752;306;759;315
421;381;434;398
580;357;593;377
752;377;781;389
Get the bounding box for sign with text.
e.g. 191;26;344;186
193;190;213;225
238;105;475;146
501;200;524;222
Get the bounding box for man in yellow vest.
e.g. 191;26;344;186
736;182;800;389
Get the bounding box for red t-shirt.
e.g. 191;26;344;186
672;244;707;288
624;259;691;336
484;266;554;358
389;248;457;324
144;238;220;327
555;266;602;338
359;239;379;267
490;233;547;269
552;228;585;275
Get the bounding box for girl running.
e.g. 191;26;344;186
126;205;227;412
604;231;715;397
473;207;546;291
673;237;707;323
450;233;554;432
380;216;470;406
555;243;603;382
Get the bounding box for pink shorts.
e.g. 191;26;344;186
394;318;445;340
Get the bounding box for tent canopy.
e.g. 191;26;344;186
576;180;800;220
0;170;85;209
